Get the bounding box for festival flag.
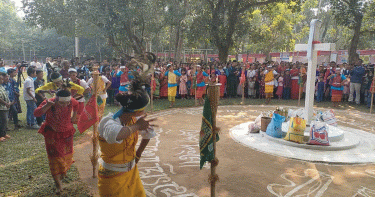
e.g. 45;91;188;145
199;97;219;169
77;95;99;133
370;79;375;94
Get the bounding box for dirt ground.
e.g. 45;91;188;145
74;105;375;197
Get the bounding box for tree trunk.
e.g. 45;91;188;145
218;45;229;63
348;21;361;64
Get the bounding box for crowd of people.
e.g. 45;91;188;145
1;57;375;140
0;55;375;195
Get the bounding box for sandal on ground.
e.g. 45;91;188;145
0;137;6;142
4;135;11;139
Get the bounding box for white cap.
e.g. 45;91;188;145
196;65;201;67
267;65;272;68
68;68;77;73
120;66;126;69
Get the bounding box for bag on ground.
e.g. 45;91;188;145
266;113;286;138
308;121;330;146
284;117;306;143
248;115;262;133
321;109;337;126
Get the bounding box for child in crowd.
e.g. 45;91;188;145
179;69;188;99
343;78;350;101
248;77;256;98
316;75;325;102
283;69;291;100
276;72;284;99
0;72;11;141
329;68;347;107
6;69;21;129
69;68;90;118
218;71;227;98
34;69;46;126
259;75;265;99
23;67;39;129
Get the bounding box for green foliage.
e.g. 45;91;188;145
247;2;301;56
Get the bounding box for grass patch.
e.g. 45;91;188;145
0;78;90;197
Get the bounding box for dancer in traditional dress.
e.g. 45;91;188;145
35;72;85;99
290;65;300;99
34;90;79;194
117;66;132;93
263;65;278;104
98;77;157;197
196;65;209;105
329;68;347;107
68;68;90;117
165;64;181;108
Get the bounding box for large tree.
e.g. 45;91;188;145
23;0;166;58
331;0;370;64
203;0;283;62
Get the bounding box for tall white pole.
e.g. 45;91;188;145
75;37;79;58
304;20;321;124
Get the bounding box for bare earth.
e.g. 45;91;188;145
74;105;375;197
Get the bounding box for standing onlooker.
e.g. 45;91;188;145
165;64;181;107
23;67;39;129
276;72;284;100
7;69;21;129
30;56;42;70
34;69;46;126
0;72;11;142
348;59;365;104
179;69;188;99
316;75;325;102
45;57;53;82
283;69;291;100
59;60;70;79
329;68;347;107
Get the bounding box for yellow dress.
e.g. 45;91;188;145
98;117;145;197
264;70;274;96
97;76;107;120
35;81;85;94
167;71;178;102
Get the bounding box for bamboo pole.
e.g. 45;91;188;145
207;82;220;197
298;66;303;107
91;65;100;178
241;66;245;105
371;77;375;114
151;70;154;113
371;93;374;114
193;63;198;106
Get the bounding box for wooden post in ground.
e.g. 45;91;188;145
370;77;375;114
91;66;100;178
241;66;245;105
192;63;198;106
151;71;154;113
207;82;220;197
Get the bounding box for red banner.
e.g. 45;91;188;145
77;95;99;133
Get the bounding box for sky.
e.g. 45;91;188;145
11;0;24;17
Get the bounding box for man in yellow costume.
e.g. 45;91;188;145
98;75;157;197
263;65;279;104
164;64;181;108
35;72;85;100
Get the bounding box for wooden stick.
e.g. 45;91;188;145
298;66;303;107
371;77;375;114
371;93;374;114
91;65;100;178
207;83;220;197
241;67;245;105
151;70;154;113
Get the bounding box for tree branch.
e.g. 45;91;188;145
239;0;281;13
